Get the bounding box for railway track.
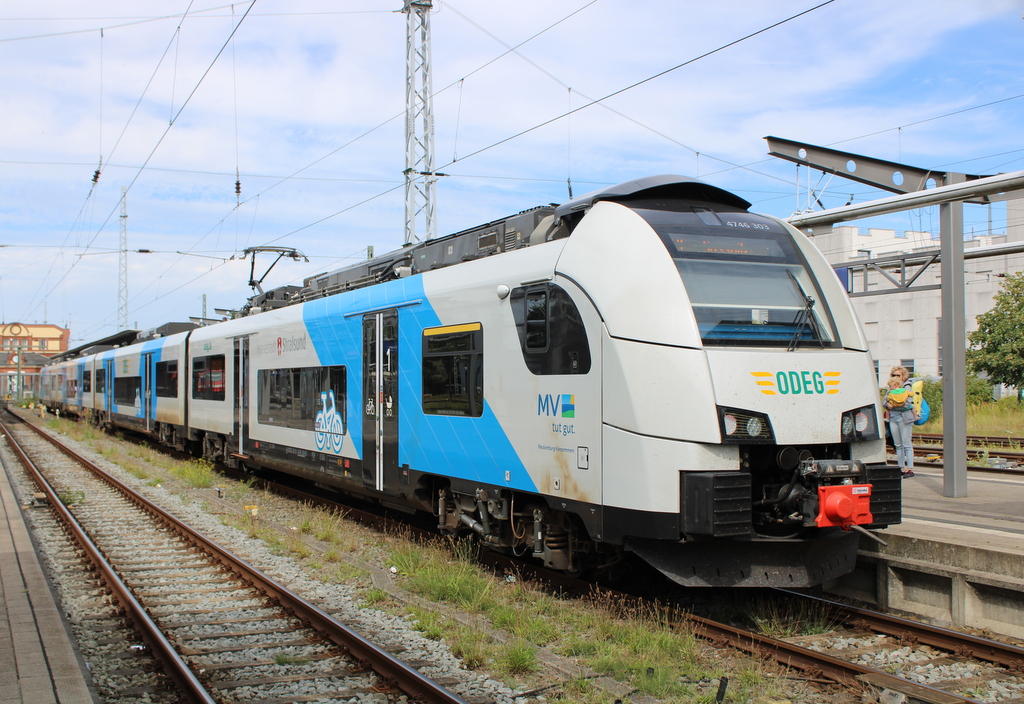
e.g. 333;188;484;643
773;591;1024;702
593;586;1024;704
0;410;471;704
917;433;1024;451
908;442;1024;472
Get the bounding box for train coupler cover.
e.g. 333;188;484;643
814;484;872;528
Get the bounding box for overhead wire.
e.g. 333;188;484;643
115;0;604;308
443;0;829;186
437;0;838;171
16;3;204;320
235;0;832;257
19;0;255;324
17;25;113;323
33;0;842;333
231;3;242;213
0;159;402;184
15;2;1022;335
0;6;393;43
438;2;1015;255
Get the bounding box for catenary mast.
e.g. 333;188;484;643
403;0;436;244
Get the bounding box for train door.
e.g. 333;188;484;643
141;352;154;431
103;358;114;421
233;337;250;458
362;310;398;493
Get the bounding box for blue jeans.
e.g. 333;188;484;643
888;409;915;469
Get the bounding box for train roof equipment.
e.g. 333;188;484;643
248;175;754;313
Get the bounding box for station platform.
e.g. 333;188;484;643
830;464;1024;639
0;456;96;704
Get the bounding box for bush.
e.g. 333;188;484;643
913;375;994;420
922;377;942;418
967;375;995;405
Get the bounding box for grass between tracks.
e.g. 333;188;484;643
39;414;815;703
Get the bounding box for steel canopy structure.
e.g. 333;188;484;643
768;136;1024;498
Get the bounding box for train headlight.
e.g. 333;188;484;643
841;404;879;443
855;411;869;433
841;414;855;437
717;407;774;444
746;417;763;436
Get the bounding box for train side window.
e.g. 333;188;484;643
422;324;484;417
114;376;142;406
83;370;92;393
257;365;347;432
95;368;106;394
156;361;178;398
525;291;548;350
510;284;591;375
192;354;226;401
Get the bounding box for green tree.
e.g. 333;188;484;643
966;272;1024;402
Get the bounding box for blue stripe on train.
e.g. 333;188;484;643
302;276;536;492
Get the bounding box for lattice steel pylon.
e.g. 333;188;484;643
403;0;436;245
118;187;129;330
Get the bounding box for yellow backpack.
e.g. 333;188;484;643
911;379;929;424
913;382;929;415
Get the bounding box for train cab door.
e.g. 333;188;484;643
141;352;154;431
362;310;398;493
233;337;250;459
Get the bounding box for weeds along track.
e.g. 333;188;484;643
0;410;469;704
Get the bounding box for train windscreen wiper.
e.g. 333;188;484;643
786;270;824;351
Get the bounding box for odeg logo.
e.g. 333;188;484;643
751;371;841;396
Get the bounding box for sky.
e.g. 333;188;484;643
1;0;1022;345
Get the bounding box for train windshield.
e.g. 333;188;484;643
639;208;839;347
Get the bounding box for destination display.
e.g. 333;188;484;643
669;231;786;259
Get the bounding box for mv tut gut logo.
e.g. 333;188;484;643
538;393;576;436
751;371;841;395
315;390;345;454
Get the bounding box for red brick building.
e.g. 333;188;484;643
1;323;71;400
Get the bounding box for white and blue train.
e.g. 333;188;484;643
41;176;899;587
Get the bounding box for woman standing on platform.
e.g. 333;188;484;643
885;366;917;478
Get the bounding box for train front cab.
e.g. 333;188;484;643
551;178;899;587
